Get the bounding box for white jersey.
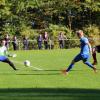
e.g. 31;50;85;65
0;46;7;56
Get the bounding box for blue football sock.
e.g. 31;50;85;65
84;61;94;68
66;63;74;72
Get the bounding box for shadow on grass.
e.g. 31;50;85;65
0;69;99;76
0;88;100;100
16;73;60;75
15;69;87;75
16;68;99;75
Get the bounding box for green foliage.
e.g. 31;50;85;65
49;24;67;36
0;0;100;46
84;24;100;45
83;0;100;12
0;0;5;5
84;24;100;36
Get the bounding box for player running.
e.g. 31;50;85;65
0;39;17;70
62;30;97;75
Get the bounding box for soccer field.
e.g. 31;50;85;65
0;49;100;100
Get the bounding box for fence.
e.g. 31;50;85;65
6;38;100;50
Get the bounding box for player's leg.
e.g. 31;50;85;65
62;54;82;75
83;55;97;73
84;60;97;73
92;47;98;65
65;60;75;72
2;58;17;70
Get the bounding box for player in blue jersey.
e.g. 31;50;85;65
62;30;97;75
0;39;17;70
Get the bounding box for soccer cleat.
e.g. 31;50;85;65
62;69;68;75
93;66;97;73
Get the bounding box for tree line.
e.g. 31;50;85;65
0;0;100;47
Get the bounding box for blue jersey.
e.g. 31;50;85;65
0;46;8;61
80;37;90;55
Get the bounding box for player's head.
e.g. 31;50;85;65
0;39;6;46
76;30;84;38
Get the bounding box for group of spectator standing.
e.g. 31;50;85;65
5;34;18;50
4;34;29;50
37;31;67;50
3;31;67;50
37;31;49;50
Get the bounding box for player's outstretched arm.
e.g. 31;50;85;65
87;42;92;55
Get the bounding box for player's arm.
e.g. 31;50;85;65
5;51;17;58
4;50;11;57
85;38;92;55
87;42;92;55
4;48;14;57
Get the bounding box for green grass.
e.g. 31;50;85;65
0;49;100;100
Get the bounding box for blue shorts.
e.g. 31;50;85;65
0;56;7;61
73;53;90;62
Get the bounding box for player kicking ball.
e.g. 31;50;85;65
62;30;97;75
0;39;17;70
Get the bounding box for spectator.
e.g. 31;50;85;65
23;36;29;50
58;32;65;49
12;35;18;50
43;31;49;49
48;37;54;49
5;34;10;50
37;34;43;50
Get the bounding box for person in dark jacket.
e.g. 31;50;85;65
37;34;43;50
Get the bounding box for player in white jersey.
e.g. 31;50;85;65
0;39;17;70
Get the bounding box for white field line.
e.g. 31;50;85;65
11;60;43;71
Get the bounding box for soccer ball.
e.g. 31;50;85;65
24;60;30;67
